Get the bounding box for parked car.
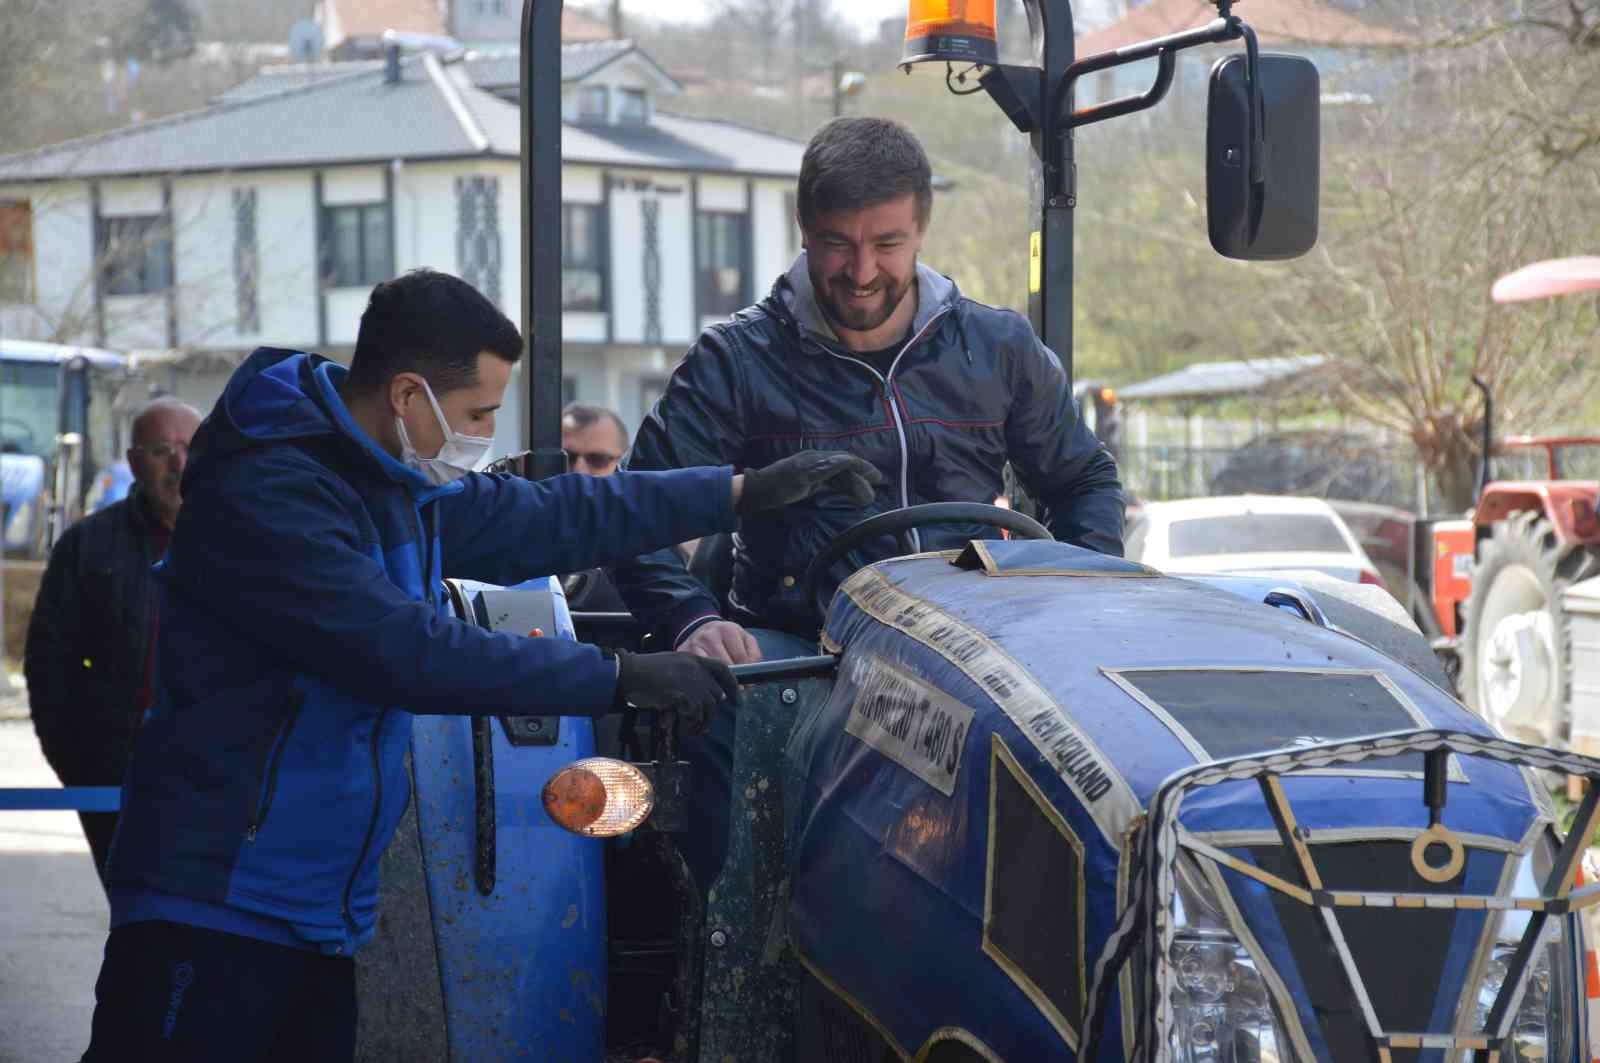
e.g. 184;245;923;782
1127;494;1389;588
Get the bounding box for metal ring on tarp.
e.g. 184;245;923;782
1410;822;1466;883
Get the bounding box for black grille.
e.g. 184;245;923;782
1246;842;1503;1063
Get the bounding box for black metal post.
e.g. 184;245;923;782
1023;1;1075;389
521;1;567;478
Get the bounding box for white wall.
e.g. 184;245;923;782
252;172;320;349
0;181;94;342
752;178;797;289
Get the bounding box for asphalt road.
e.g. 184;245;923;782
0;718;104;1063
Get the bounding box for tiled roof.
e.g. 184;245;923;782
215;40;666;105
1078;0;1414;53
0;51;800;182
1117;355;1329;401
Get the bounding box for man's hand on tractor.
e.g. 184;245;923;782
613;649;739;734
732;451;884;513
678;619;762;665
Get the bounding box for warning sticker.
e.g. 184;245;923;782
846;655;975;796
1029;231;1042;294
838;567;1141;842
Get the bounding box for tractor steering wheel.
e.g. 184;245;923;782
800;502;1053;621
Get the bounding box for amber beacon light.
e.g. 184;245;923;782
902;0;998;66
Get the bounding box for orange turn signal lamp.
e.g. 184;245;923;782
542;757;655;837
902;0;998;67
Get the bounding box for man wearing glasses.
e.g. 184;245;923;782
25;397;203;893
560;402;628;476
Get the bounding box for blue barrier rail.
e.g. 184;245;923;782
0;788;121;812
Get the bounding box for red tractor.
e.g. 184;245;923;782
1435;258;1600;755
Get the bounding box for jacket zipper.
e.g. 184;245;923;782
338;502;428;936
246;692;306;842
340;708;388;938
811;306;951;555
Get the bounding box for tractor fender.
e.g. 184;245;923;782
1291;576;1457;694
1475;482;1600;544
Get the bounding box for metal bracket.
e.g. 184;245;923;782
979;64;1042;134
498;714;559;746
636;759;691;834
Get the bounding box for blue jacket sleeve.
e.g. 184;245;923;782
610;329;747;645
166;449;633;716
1006;329;1126;556
435;466;737;586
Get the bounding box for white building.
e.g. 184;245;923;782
0;40;805;438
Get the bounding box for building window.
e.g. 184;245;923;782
233;189;259;332
100;215;173;296
783;190;801;260
639;375;670;417
325;202;390;288
618;88;648;124
562;203;605;311
0;200;34;303
577;85;608;122
696;210;747;319
456;175;502;306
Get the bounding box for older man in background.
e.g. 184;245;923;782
24;396;202;892
560;402;634;614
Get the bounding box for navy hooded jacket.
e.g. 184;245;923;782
105;349;735;956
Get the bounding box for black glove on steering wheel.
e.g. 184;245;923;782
738;451;884;514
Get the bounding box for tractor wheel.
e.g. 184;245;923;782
1460;511;1600;747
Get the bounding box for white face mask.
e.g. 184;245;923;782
395;378;493;485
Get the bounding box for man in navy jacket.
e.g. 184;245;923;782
81;269;878;1061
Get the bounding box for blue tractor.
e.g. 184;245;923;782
1;340;138;557
351;3;1598;1060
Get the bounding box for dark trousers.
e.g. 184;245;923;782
81;920;356;1063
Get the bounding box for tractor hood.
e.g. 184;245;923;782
788;540;1559;1062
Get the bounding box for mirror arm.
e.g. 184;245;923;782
1064;48;1176;131
1238;19;1266;185
1057;17;1243;132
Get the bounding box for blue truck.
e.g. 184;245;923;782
0;339;136;557
343;2;1598;1060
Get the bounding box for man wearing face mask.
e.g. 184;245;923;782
79;269;882;1061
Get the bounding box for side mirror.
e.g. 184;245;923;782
1207;52;1320;260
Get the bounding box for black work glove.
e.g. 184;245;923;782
613;649;740;734
739;451;885;514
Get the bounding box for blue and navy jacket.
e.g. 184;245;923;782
105;348;735;956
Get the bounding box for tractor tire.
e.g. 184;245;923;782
1460;511;1600;747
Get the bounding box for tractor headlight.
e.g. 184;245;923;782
541;757;654;837
1473;837;1577;1063
1169;858;1287;1063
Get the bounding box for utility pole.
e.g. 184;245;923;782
831;59;842;116
610;0;623;37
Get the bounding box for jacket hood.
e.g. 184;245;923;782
187;347;447;499
768;253;960;351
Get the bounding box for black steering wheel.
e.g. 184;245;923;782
800;502;1053;620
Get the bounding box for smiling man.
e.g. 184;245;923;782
78;269;880;1061
610;115;1125;894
